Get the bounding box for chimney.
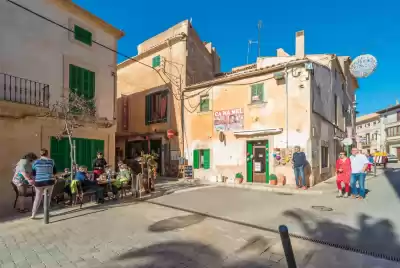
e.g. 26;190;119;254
277;48;290;57
295;30;305;59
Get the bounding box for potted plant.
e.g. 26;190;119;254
234;172;244;184
277;173;286;186
269;174;278;185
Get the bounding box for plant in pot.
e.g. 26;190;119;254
269;174;278;185
277;173;286;186
234;172;244;184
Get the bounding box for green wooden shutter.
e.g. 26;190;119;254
258;84;264;101
246;142;253;182
193;150;200;169
251;85;256;97
152;56;161;67
203;149;210;169
69;64;78;92
88;70;95;99
50;137;71;171
74;25;92;46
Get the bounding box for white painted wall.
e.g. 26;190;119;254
0;0;117;120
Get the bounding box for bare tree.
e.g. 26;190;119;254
45;91;111;176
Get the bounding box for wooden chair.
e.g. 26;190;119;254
11;182;35;209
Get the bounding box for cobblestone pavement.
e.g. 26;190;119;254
0;198;399;268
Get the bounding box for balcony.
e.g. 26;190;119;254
0;73;50;108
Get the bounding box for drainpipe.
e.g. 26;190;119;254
285;66;289;148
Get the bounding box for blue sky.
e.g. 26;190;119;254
74;0;398;116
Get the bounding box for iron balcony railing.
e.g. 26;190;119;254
0;73;50;108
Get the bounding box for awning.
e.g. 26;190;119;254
233;128;283;137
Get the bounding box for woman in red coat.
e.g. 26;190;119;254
336;151;351;198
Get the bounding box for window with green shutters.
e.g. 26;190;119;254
152;55;161;68
199;95;209;112
193;149;210;169
250;83;264;103
50;137;104;171
69;64;95;113
74;25;92;46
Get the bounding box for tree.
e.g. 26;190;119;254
45;91;111;176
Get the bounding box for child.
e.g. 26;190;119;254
112;164;131;199
75;166;104;204
367;154;374;172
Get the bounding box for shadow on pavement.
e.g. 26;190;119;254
384;167;400;201
148;214;206;233
283;209;400;261
109;241;274;268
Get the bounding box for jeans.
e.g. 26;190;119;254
350;173;366;198
294;165;306;186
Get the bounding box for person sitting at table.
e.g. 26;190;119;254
111;164;131;199
92;152;107;179
76;165;104;204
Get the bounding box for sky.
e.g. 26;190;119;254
74;0;399;116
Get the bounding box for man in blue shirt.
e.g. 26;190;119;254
292;146;307;190
31;148;56;219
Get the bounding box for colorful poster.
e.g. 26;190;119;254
213;108;244;132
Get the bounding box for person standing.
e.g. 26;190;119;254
31;148;57;219
292;146;307;190
350;148;369;200
92;152;107;179
335;151;351;198
12;153;38;213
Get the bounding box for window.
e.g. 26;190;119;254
199;95;209;112
74;25;92;46
365;133;370;144
193;149;210;169
152;55;161;68
145;91;168;125
250;83;264;103
387;126;400;137
334;95;338;125
69;64;95;100
397;111;400;122
342;83;345;91
321;146;328;168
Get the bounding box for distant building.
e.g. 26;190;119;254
183;31;358;186
355;113;381;152
116;20;220;175
376;103;400;157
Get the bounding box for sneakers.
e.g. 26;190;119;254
336;190;343;198
343;192;349;198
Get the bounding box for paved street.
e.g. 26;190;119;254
0;165;399;267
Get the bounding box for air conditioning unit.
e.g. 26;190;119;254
305;63;313;70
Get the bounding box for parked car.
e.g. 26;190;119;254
387;154;399;163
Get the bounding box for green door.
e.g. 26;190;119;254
265;141;270;183
246;142;253;182
50;137;71;171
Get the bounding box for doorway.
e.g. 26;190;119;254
246;140;270;183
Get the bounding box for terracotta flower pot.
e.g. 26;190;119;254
277;173;286;186
270;179;277;185
235;177;244;184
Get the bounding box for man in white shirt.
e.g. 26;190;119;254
349;148;369;199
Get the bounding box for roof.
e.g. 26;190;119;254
51;0;124;39
356;113;379;123
376;103;400;114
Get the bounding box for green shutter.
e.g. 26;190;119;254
74;25;92;46
203;149;210;169
152;56;161;67
200;97;209;112
50;137;71;171
258;84;264;101
251;85;257;97
246;142;253;182
193;150;199;169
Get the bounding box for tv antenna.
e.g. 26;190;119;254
246;20;263;64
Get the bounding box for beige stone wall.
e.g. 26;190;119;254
0;101;115;218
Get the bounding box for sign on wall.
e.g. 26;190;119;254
214;108;244;131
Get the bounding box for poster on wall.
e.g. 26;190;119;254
213;108;244;132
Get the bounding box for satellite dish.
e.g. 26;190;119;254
350;54;377;78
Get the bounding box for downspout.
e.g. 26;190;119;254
285;66;289;148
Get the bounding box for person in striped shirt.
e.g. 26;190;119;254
31;148;57;219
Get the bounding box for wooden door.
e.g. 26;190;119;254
253;143;266;183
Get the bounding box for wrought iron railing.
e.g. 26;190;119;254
0;73;50;107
